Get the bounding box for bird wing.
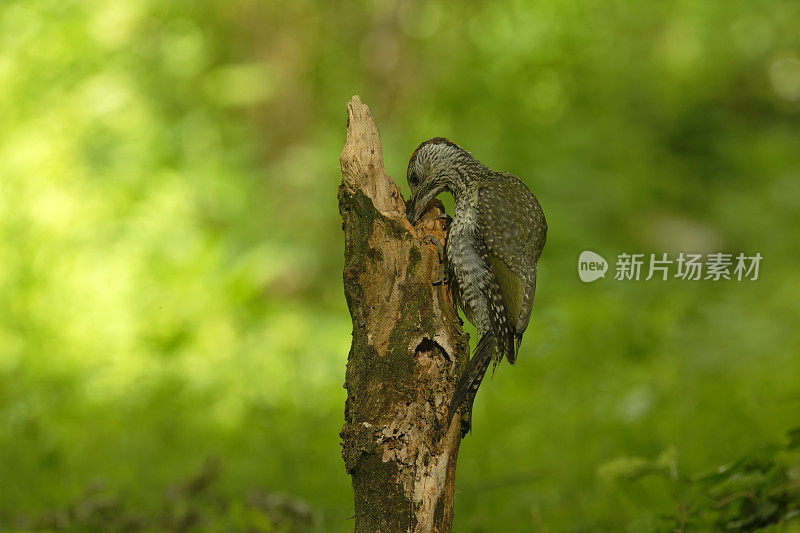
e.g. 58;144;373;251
478;173;547;364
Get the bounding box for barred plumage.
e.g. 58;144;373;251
406;138;547;436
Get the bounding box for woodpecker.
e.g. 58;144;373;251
405;138;547;436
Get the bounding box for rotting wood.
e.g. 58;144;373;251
338;95;469;533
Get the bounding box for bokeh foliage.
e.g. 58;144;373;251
1;0;799;530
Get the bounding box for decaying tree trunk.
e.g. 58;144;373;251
338;95;469;532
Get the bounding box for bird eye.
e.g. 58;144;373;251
409;170;420;187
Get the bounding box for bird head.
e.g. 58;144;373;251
405;137;468;225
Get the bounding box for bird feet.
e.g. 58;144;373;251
422;234;449;285
422;233;460;322
422;234;445;263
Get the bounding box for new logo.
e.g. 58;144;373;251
578;250;608;282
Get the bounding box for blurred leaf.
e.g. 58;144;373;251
787;427;800;450
598;455;666;482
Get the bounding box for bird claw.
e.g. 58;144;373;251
436;213;453;228
422;234;445;263
423;234;453;288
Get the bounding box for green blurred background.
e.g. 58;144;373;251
1;0;799;531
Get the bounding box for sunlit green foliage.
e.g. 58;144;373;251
1;0;799;530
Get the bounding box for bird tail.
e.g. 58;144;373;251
447;332;495;435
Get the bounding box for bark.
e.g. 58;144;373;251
338;95;469;533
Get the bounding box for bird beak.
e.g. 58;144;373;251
406;193;429;226
406;195;421;225
406;185;442;226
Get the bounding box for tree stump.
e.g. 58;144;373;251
338;95;470;532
